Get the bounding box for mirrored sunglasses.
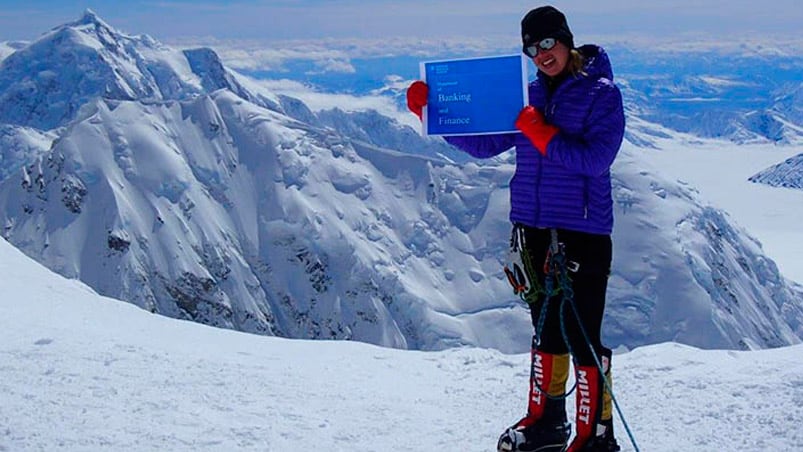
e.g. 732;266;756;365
523;37;557;58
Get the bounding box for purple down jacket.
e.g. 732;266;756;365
446;45;625;235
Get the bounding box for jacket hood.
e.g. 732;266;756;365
578;45;614;81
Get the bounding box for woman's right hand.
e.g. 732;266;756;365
406;81;428;120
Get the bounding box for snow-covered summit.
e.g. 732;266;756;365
0;10;280;130
71;8;114;31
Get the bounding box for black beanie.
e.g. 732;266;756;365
521;6;574;50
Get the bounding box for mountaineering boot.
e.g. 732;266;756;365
497;419;571;452
498;338;571;452
570;419;620;452
566;349;620;452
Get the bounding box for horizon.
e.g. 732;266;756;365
3;1;803;45
5;3;803;83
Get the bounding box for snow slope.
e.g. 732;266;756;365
643;138;803;284
749;152;803;191
0;41;25;62
1;236;802;452
0;125;55;181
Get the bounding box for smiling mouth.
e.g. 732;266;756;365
540;56;556;68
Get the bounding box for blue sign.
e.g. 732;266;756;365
421;54;528;136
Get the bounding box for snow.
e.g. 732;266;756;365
2;236;803;451
0;42;25;62
0;125;55;181
1;10;803;452
643;139;803;283
697;76;751;88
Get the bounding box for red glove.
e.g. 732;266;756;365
406;80;428;120
515;106;559;156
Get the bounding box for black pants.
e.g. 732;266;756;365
520;225;612;366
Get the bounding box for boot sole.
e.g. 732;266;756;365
498;443;567;452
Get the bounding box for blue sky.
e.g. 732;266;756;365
2;0;803;43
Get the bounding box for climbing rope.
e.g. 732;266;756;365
519;229;641;452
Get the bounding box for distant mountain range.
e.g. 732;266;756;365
0;10;801;352
212;42;803;146
613;48;803;145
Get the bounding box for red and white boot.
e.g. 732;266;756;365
498;338;571;452
567;351;620;452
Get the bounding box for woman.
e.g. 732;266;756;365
406;6;625;452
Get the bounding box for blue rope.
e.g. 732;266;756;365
549;245;641;452
526;266;577;401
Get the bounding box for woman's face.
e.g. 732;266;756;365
533;40;571;77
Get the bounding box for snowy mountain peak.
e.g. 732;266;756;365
0;11;270;130
72;8;114;32
45;9;140;59
183;47;240;96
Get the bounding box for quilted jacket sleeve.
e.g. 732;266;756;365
444;133;516;159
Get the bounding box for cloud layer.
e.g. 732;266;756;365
3;0;803;42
